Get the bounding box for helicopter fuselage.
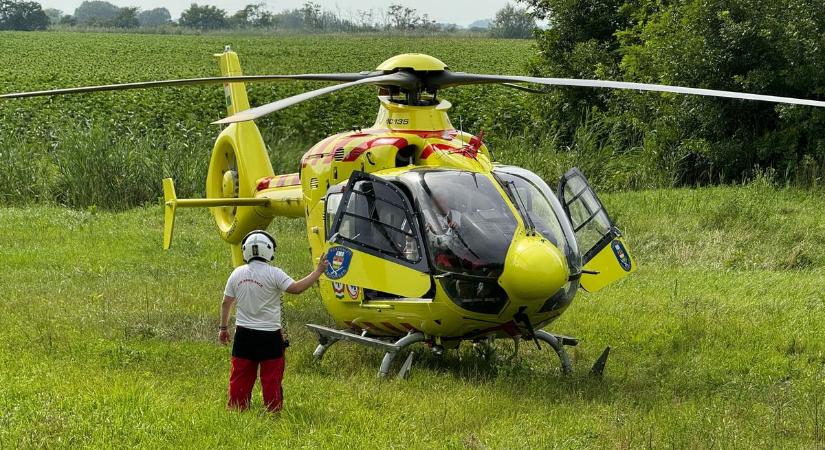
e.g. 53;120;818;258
159;50;635;349
248;97;581;343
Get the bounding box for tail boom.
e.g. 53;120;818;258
161;178;304;250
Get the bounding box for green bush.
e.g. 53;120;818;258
523;0;825;186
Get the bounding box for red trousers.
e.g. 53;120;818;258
227;356;285;411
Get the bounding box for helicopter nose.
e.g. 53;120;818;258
498;234;569;301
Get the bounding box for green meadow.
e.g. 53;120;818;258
2;179;824;448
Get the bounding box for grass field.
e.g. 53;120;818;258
2;30;825;449
2;178;825;448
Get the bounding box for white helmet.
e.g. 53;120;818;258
241;230;276;263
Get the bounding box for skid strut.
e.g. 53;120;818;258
307;324;424;378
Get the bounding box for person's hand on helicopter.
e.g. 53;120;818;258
315;251;330;274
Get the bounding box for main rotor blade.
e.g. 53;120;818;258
0;73;379;100
500;83;547;94
213;72;418;124
436;73;825;108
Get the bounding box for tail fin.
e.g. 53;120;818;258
214;46;251;116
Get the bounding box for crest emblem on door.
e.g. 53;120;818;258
611;240;632;272
326;246;353;279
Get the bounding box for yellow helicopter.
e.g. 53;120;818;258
5;47;825;378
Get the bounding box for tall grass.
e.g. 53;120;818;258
0;125;209;209
491;113;676;191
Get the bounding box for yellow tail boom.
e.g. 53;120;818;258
162;178;273;250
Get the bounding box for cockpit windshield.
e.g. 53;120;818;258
402;170;518;278
493;167;581;273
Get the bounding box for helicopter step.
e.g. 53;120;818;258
306;324;425;378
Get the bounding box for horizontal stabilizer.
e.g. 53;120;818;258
162;178;177;250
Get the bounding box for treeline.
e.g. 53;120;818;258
1;0;536;37
525;0;825;187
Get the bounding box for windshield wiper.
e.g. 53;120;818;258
506;180;536;232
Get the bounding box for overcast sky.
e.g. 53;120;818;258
38;0;510;26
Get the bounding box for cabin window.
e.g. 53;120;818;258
335;179;422;264
395;170;516;314
559;174;612;261
418;171;517;277
493;166;581;274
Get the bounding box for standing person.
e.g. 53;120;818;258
219;230;328;412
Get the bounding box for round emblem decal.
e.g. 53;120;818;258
325;246;353;280
332;282;345;299
611;240;632;272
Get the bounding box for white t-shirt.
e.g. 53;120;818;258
224;261;295;332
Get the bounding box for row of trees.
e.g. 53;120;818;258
0;0;48;30
164;2;465;32
2;0;536;37
43;1;170;27
177;2;535;34
524;0;825;185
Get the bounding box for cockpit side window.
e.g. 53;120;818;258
492;167;581;273
335;179;421;264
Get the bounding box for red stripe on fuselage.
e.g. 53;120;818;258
256;173;300;191
343;137;409;162
361;321;384;332
301;134;340;168
306;135;362;166
380;322;405;334
420;143;460;160
395;129;459;139
321;135;361;164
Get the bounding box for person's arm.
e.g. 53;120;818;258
286;254;329;294
218;295;235;345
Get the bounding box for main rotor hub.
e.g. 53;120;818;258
376;54;449;73
375;54;450;106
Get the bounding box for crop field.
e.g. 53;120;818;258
2;31;825;448
0;31;543;208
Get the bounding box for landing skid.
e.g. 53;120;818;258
307;323;582;378
307;324;424;377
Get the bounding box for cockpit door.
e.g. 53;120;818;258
557;168;636;292
323;171;431;298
